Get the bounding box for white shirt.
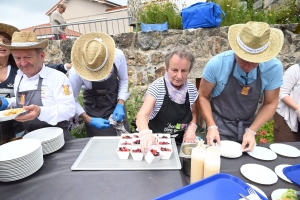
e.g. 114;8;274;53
277;64;300;132
69;48;129;117
8;65;76;126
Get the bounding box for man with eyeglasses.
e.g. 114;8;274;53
50;3;67;40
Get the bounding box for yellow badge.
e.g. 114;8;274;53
62;85;71;95
19;94;26;106
241;86;251;95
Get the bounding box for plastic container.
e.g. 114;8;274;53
145;145;163;164
141;22;168;32
159;145;173;160
203;146;221;178
190;140;206;183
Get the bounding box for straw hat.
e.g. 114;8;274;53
1;31;48;49
0;23;19;38
228;21;284;63
71;32;115;81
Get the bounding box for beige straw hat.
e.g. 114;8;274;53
71;32;115;81
228;21;284;63
0;23;19;38
1;31;48;49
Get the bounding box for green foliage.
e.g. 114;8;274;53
125;86;146;132
274;0;300;24
211;0;299;26
256;120;274;144
137;0;182;29
69;90;87;138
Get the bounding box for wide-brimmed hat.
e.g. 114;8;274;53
0;23;19;38
71;32;115;81
228;21;284;63
0;31;48;49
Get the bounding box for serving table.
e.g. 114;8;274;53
0;138;299;200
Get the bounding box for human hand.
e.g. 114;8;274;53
65;63;72;70
139;129;156;153
206;126;220;146
15;105;40;122
183;122;197;143
112;104;125;122
90;117;111;129
241;128;256;152
0;97;8;110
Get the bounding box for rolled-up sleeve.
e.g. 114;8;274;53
68;68;86;117
279;64;299;100
115;49;129;101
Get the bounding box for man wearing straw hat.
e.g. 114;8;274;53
198;21;284;152
0;31;75;141
69;32;130;137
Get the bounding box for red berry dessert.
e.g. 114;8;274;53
160;147;171;152
133;135;139;138
122;135;132;139
158;141;170;145
133;140;140;145
150;149;160;156
132;148;142;153
121;141;131;145
118;147;130;152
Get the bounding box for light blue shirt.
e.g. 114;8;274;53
202;50;283;97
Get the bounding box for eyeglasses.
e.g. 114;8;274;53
0;38;11;45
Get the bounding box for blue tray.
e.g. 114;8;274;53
283;163;300;187
154;173;268;200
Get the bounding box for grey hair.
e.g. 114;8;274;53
165;46;195;72
57;3;66;8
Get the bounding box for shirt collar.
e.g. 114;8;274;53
17;64;46;79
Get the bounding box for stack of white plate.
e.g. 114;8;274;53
0;138;43;182
23;127;65;155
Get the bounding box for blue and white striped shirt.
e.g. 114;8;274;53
146;77;199;119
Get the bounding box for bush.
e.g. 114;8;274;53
137;0;182;29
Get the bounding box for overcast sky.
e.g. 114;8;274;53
0;0;198;30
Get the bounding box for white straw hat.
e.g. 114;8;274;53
0;31;48;49
228;21;284;63
71;32;115;81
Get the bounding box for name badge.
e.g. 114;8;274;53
241;86;251;96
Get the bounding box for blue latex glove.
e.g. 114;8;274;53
90;117;111;129
0;97;8;111
113;104;125;122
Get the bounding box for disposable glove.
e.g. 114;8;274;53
139;129;156;153
296;108;300;121
90;117;111;129
112;104;125;122
0;97;8;111
183;122;197;143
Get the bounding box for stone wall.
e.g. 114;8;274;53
45;24;300;86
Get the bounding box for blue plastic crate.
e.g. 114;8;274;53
154;173;268;200
141;22;168;32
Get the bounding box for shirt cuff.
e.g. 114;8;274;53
38;107;56;125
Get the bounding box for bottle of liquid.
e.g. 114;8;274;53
203;146;221;178
190;140;206;184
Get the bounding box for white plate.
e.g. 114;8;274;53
23;127;63;143
271;188;287;200
247;146;277;160
0;139;41;162
274;164;292;183
270;143;300;157
0;109;27;122
246;183;267;198
241;163;278;185
217;140;242;158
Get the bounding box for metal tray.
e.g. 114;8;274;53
71;137;181;170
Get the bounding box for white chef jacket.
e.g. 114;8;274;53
69;48;129;117
7;65;76;126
